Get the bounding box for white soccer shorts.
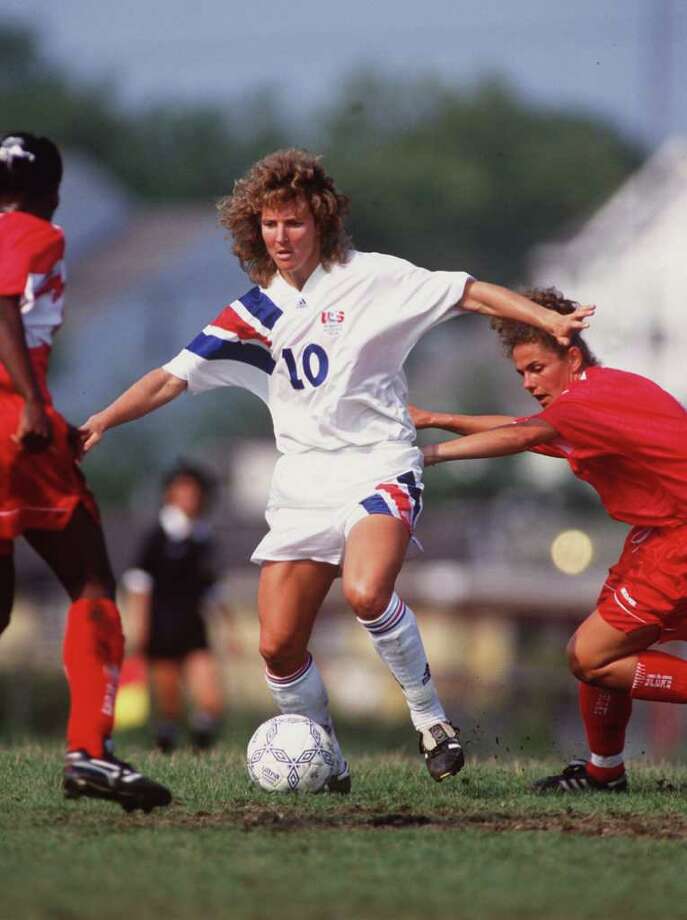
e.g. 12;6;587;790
251;446;424;566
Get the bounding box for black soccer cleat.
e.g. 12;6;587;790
532;758;629;795
63;750;173;813
419;722;464;782
324;761;352;795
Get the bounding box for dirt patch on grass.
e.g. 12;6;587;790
164;804;687;840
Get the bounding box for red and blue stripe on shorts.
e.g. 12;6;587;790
359;470;423;534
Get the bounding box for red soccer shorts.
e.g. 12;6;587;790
0;390;99;540
597;523;687;641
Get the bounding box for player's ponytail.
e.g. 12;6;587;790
0;132;62;199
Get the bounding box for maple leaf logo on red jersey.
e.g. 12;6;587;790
34;270;64;303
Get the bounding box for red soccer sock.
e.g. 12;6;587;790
63;598;124;757
578;682;631;782
631;651;687;703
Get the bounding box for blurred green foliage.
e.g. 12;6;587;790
2;22;642;285
1;21;643;507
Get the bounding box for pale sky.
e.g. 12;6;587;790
5;0;687;146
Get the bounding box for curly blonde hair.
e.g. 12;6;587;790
491;287;599;366
217;149;352;287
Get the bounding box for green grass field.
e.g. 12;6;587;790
4;730;687;920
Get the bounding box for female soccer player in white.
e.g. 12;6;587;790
80;149;592;789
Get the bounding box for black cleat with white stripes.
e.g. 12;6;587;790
419;722;464;782
63;750;173;813
532;758;628;794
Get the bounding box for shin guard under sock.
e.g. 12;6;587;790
579;682;631;782
358;593;447;732
631;651;687;703
265;654;345;770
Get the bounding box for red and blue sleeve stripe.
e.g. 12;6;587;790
237;287;282;330
186;334;276;374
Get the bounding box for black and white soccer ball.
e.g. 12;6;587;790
246;714;336;793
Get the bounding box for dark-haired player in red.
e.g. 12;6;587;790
412;287;687;793
0;132;170;811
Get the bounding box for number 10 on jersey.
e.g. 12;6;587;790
282;345;329;389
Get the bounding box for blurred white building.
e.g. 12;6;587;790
530;137;687;402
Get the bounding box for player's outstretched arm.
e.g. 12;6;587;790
423;417;558;465
80;368;187;453
409;403;515;435
460;281;594;346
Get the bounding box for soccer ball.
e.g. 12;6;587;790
246;714;336;793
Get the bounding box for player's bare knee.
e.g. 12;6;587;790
259;635;307;675
568;645;605;684
567;638;588;680
343;581;391;621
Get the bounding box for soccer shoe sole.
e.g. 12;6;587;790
63;773;172;813
426;745;465;783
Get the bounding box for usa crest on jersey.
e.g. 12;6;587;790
320;310;345;337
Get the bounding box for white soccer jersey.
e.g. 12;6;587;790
164;251;472;454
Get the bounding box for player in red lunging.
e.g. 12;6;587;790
411;287;687;793
0;132;170;811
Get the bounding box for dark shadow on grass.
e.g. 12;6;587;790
139;803;687;840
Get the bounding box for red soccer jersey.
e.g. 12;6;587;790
528;366;687;527
0;210;66;348
0;211;99;539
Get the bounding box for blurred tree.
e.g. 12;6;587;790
321;72;643;282
1;22;645;507
1;22;642;281
0;22;285;202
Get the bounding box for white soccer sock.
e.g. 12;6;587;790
590;752;625;769
358;593;447;732
265;654;346;771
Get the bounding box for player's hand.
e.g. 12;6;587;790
548;304;595;346
13;397;52;453
408;404;434;429
78;414;108;455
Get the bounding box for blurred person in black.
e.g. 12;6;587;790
123;463;228;752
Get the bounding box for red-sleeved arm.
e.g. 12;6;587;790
516;414;567;459
538;394;613;456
